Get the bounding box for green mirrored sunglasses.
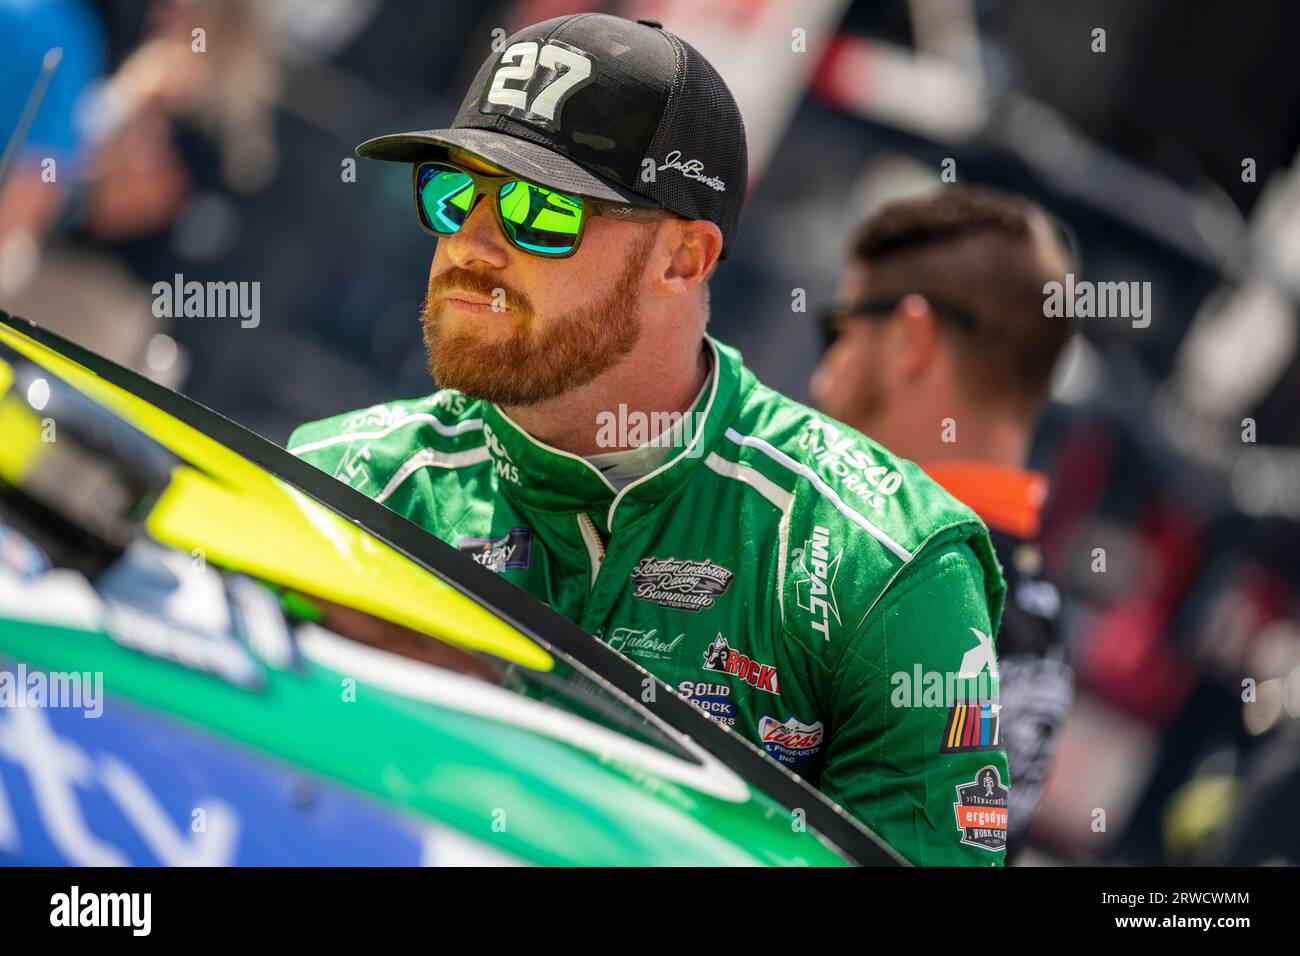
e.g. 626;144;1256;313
413;161;664;258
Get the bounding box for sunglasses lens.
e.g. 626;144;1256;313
497;180;583;255
417;164;475;235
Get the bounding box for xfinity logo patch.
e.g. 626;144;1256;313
457;528;533;572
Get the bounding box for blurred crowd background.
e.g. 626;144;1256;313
3;0;1299;865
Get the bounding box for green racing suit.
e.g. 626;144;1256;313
288;336;1010;865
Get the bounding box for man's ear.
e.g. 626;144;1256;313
655;218;723;297
892;293;941;380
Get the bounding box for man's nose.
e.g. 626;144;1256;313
443;194;510;270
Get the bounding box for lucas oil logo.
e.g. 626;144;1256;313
677;680;736;726
758;715;824;766
953;765;1009;852
790;526;842;642
457;528;532;572
702;634;780;695
631;557;734;612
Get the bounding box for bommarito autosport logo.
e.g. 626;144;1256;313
630;556;734;611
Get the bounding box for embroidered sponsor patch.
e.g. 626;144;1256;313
953;765;1009;852
457;528;532;572
758;714;824;766
605;627;685;662
631;556;734;612
701;634;780;695
941;699;1002;754
677;680;736;725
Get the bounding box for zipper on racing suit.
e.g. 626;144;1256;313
576;512;606;590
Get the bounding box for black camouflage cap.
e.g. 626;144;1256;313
356;13;748;257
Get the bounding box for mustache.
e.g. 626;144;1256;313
425;269;532;316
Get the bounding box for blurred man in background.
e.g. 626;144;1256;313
811;186;1075;856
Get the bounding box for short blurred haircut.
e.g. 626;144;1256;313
850;186;1075;417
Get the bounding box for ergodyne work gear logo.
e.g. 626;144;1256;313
953;765;1009;852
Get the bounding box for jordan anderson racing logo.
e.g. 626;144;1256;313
630;557;734;612
702;634;780;695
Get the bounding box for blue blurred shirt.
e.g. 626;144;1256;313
0;0;105;167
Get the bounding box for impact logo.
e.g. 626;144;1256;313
631;557;734;612
797;418;902;511
702;634;780;695
953;765;1009;852
482;422;520;485
758;714;824;766
790;526;842;642
677;680;736;726
941;699;1002;754
457;528;532;573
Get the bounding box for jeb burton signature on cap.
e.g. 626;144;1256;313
656;150;726;191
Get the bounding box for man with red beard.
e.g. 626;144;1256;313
290;14;1010;865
